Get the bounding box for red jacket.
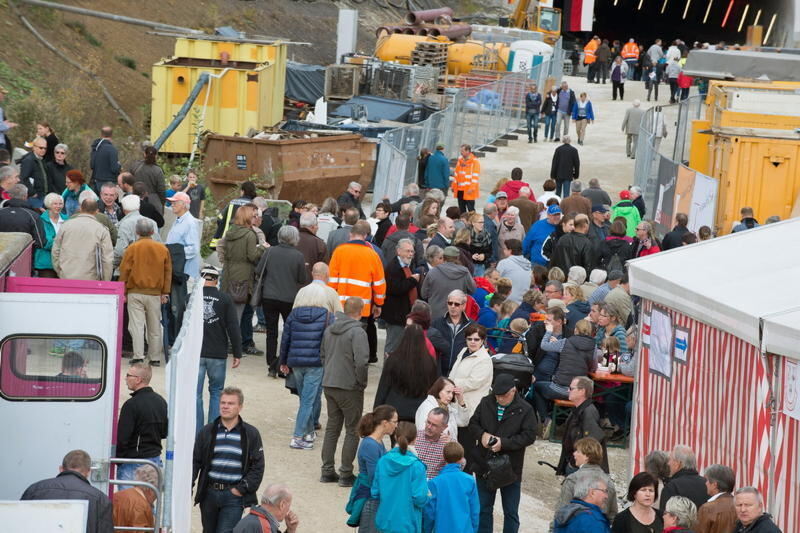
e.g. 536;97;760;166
677;72;693;89
499;180;536;202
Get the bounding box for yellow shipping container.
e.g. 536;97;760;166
149;39;287;154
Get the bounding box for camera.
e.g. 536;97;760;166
488;436;498;447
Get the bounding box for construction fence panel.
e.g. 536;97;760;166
371;44;564;212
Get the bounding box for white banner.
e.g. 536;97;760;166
165;282;204;532
785;360;800;421
687;172;718;233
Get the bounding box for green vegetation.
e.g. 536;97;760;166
65;20;103;47
0;60;34;99
115;56;137;70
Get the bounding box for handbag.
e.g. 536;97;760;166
483;452;517;491
228;280;249;304
249;247;272;307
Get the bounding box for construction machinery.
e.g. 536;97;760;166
508;0;562;44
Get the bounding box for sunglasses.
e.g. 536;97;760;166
447;301;462;307
466;337;482;342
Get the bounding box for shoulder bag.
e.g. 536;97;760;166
249;247;272;308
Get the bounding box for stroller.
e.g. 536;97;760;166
491;350;535;397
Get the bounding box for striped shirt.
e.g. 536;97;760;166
496;403;507;421
415;433;449;480
208;423;243;484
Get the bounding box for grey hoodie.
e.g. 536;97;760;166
497;254;532;304
321;312;369;391
420;262;476;319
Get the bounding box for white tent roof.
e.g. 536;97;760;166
628;218;800;360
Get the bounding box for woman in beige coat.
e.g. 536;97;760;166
448;323;494;420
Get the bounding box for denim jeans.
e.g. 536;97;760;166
199;487;244;533
556;180;572;199
525;112;539;141
473;264;486;277
197;357;227;434
543;114;557;140
532;381;569;422
240;303;254;348
116;456;163;490
476;477;521;533
291;366;324;437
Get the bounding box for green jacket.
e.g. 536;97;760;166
610;200;642;238
220;224;264;294
34;210;67;270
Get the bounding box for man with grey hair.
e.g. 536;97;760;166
297;211;326;279
429;288;473;375
112;464;160;530
661;444;709;510
99;181;123;225
233;484;299;533
630;185;646;218
0;182;44;247
560;180;592;217
581;178;612;206
732;487;780;532
621;99;645;159
166;190;201;278
119;218;172;365
551;135;580;199
0;164;20;197
52;196;113;280
326;207;359;258
382;237;421;354
337;180;365;219
697;464;737;533
21;449;113;533
553;474;611;532
115;194;160;268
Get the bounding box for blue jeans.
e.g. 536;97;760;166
544;114;557;140
197;357;227;434
292;366;324;437
556;180;571;199
476;477;521;533
199;487;244;533
255;306;266;327
532;381;569;422
240;303;254;348
526;112;539;141
116;456;163;490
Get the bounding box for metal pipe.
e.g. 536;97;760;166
433;24;472;39
17;0;204;34
376;26;393;38
153;73;210;150
402;27;417;35
405;7;454;25
416;27;429;36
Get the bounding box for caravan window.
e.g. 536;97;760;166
0;336;106;401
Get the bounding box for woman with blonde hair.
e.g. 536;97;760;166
563;284;590;335
633;220;661;258
468;212;492;277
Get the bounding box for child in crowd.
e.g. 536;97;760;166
490;300;519;351
600;336;622;372
498;317;530;353
165;174;182;207
478;294;504;330
423;441;479;533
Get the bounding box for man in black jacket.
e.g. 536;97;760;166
732;487;782;533
380;213;425;269
193;386;265;533
661;212;690;250
382;238;420;354
89;126;121;194
336;181;366;219
0;184;45;248
550;136;580;199
19;136;51;206
429;289;472;376
198;265;243;434
557;376;607;476
467;373;537;533
661;444;711;511
550;214;596;274
116;362;168;482
21;449;113;533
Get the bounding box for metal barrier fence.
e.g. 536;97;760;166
633;94;706;220
372;40;565;211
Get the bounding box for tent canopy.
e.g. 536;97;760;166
628;218;800;360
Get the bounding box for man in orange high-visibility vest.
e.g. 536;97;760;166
328;219;386;362
451;144;480;213
584;36;599;83
621;38;641;81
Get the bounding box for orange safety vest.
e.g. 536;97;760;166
621;42;640;59
329;240;386;317
583;40;598;64
451;154;481;201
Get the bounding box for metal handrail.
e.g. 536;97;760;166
109;458;164;532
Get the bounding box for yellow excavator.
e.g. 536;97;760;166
509;0;562;44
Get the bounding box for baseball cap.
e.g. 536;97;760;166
619;190;631;200
547;204;562;216
443;246;460;258
592;204;608;213
171;192;191;205
200;264;220;279
495;191;508;199
492;374;517;395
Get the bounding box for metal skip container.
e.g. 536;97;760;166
149;38;287;154
202;133;377;205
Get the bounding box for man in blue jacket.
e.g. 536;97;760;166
424;145;450;195
424;442;479;533
89;127;121;195
523;204;562;265
553;474;611;533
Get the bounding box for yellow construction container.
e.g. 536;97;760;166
149;39;287;154
688;81;800;233
374;34;510;75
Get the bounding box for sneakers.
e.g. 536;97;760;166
338;475;356;488
303;431;316;443
244;345;264;356
320;472;340;483
290;437;313;450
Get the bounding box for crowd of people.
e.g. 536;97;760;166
0;88;783;532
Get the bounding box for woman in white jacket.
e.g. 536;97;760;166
448;324;494;423
414;377;470;439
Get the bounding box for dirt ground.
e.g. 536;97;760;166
125;74;684;531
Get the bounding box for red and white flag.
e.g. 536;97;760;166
563;0;595;32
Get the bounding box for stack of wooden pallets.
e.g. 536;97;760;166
411;41;449;77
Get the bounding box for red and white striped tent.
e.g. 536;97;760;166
628;217;800;531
